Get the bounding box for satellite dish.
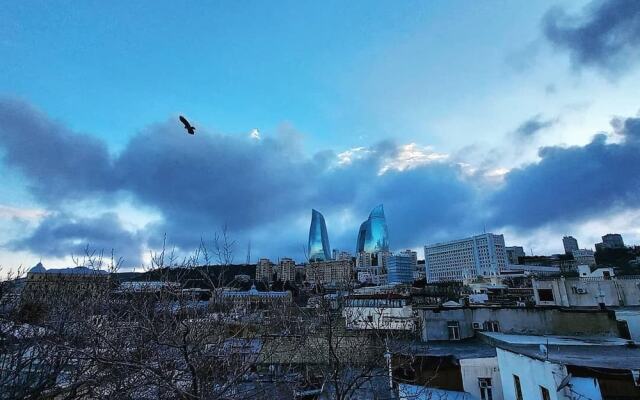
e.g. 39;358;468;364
557;373;572;392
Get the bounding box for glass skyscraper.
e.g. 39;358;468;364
387;254;414;285
356;204;390;253
308;209;331;262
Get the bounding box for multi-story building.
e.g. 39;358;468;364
276;258;296;282
571;249;596;266
22;263;110;305
596;233;625;250
255;258;274;283
505;246;525;264
355;251;389;285
308;209;331;262
356;204;389;254
562;236;579;254
387;253;414;285
424;233;508;283
332;249;352;261
397;249;421;281
306;259;353;287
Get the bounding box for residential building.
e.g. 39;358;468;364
355;251;389;285
332;249;352;261
356;204;389;253
22;263;110;304
387;253;415;285
395;341;503;400
306;259;353;287
418;306;622;342
577;265;615;279
603;233;625;248
596;233;626;251
562;236;579;254
343;294;416;331
255;258;275;283
492;332;640;400
532;276;640;307
276;258;296;282
505;246;525;264
572;248;596;266
308;209;331;262
424;233;508;283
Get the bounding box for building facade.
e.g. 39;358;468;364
356;204;389;254
355;251;389;285
255;258;274;282
562;236;579;254
387;253;415;285
308;209;331;262
424;233;508;283
602;233;625;249
505;246;525;265
306;259;353;287
572;249;596;266
276;258;296;282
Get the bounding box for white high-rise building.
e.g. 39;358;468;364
424;233;508;283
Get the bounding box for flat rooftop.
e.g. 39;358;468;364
392;339;496;360
482;332;640;370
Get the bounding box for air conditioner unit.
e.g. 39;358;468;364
472;322;482;330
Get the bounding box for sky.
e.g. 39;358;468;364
1;0;640;272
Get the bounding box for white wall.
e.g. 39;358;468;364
460;357;503;400
497;348;568;400
615;309;640;341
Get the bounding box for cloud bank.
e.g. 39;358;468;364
1;98;640;266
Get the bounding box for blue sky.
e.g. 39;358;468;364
1;0;640;271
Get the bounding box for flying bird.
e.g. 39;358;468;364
179;115;196;135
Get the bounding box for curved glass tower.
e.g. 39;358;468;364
356;204;389;253
308;209;331;262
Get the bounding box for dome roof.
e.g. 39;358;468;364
29;262;47;273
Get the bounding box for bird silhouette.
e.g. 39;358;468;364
179;115;196;135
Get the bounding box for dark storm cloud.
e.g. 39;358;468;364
543;0;640;73
0;98;482;262
9;212;143;265
0;98;115;202
3;97;640;264
513;114;558;138
491;115;640;228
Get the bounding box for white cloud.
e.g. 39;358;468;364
249;128;261;140
0;205;48;221
379;143;448;175
337;146;373;165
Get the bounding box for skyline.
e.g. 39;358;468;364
1;0;640;269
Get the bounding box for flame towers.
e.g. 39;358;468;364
308;209;331;262
356;204;389;253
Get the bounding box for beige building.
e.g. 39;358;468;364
255;258;275;282
306;259;353;287
276;258;296;282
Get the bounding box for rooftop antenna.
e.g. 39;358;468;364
483;223;486;234
246;240;251;265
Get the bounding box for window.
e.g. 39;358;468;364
447;321;460;340
484;321;500;332
478;378;493;400
537;288;555;302
513;375;523;400
540;386;551;400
